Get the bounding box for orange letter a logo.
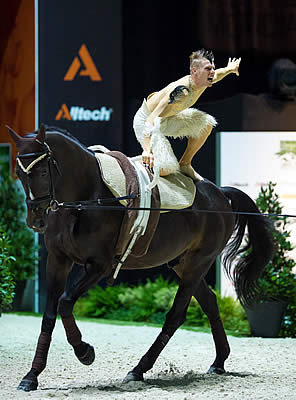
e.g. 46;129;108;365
55;104;72;120
64;44;102;81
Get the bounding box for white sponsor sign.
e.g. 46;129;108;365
217;131;296;297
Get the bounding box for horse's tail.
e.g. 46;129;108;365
221;186;274;305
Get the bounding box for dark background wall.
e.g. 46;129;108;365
122;0;296;178
122;0;296;104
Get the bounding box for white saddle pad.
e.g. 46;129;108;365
92;151;196;211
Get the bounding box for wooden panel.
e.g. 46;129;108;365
0;0;34;174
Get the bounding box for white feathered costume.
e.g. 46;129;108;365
133;99;217;190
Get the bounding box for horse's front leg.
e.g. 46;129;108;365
57;262;107;366
18;254;72;391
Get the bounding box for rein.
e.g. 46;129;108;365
49;194;139;212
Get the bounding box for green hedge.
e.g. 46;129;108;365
74;276;249;335
0;230;16;311
0;172;37;282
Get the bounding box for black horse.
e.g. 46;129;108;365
8;125;273;392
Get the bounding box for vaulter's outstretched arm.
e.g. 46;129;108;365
213;57;241;84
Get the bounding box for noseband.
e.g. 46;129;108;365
17;140;60;214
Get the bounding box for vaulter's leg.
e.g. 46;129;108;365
179;124;213;181
18;255;73;392
193;279;230;374
57;262;108;365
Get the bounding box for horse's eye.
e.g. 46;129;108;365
40;169;48;177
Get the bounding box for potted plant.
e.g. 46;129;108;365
244;182;296;338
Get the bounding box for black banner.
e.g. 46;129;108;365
38;0;122;149
37;0;123;312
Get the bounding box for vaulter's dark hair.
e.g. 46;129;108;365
189;48;214;71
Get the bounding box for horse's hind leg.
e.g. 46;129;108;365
123;252;211;383
123;281;194;383
57;262;107;365
193;279;230;374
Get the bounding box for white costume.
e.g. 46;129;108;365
133;99;217;189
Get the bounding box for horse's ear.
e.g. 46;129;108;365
36;124;46;144
6;125;23;148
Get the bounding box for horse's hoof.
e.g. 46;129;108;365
122;371;144;383
77;343;95;365
207;366;226;375
17;378;38;392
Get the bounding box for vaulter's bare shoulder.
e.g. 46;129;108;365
147;75;189;109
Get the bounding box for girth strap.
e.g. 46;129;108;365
113;159;152;279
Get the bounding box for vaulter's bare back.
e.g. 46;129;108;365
146;75;207;118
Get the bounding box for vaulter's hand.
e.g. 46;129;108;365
227;57;241;76
142;150;154;169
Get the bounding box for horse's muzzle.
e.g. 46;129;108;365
32;223;47;234
27;214;47;234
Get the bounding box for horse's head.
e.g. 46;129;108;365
7;124;57;233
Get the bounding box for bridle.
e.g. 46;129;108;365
17;140;61;214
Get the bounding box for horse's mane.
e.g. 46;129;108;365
45;125;79;140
